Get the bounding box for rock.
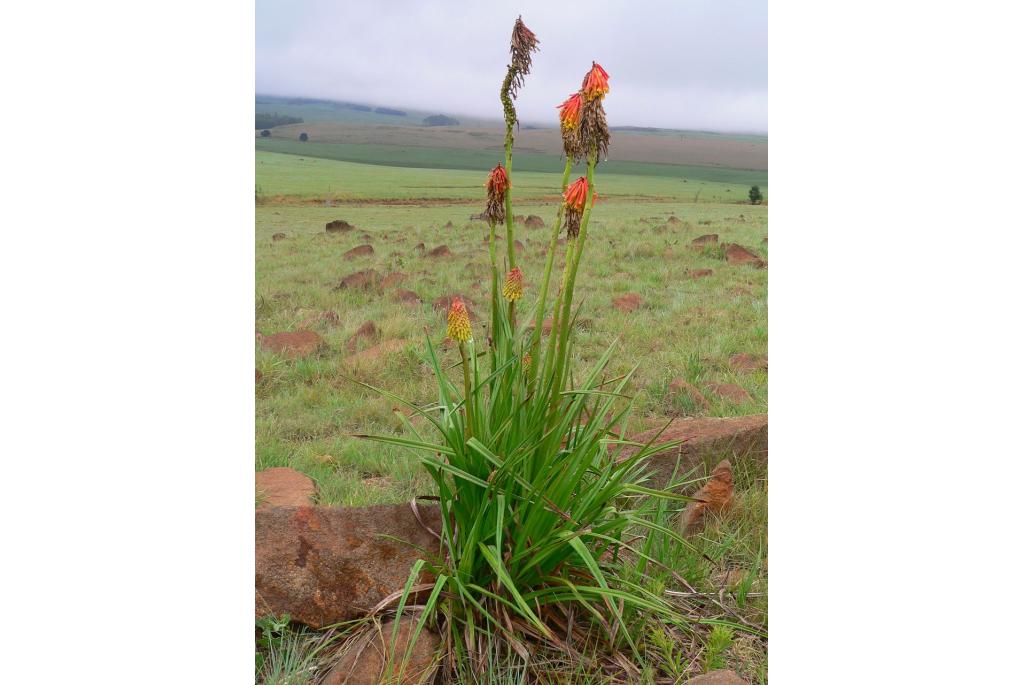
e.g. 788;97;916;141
326;219;355;233
444;220;455;228
344;244;375;259
298;310;340;328
346;320;380;354
729;353;767;374
469;212;487;221
255;505;441;628
321;618;441;685
691;234;719;246
271;232;286;241
685;670;746;685
691;269;714;279
724;243;766;268
514;239;525;252
707;383;753;404
668;378;710;410
337;269;380;290
255;369;263;383
359;232;372;241
381;272;406;288
426;245;451;258
343;339;409;366
256;468;317;508
666;216;682;226
394;289;421;305
680;460;734;534
260;330;324;358
525;215;544;228
612;293;642;312
413;243;425;253
513;215;525;224
620;415;767;490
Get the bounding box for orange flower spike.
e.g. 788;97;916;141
502;267;524;302
557;93;583;130
582;62;610;101
446;298;472;343
563;177;590;212
486;164;510;195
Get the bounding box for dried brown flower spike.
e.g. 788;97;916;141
509;16;540;98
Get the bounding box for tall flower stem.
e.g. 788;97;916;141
488;219;499;354
459;342;474;440
549;151;597;419
500;70;518;276
528;158;573;387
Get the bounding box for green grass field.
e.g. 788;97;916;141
255;137;767;683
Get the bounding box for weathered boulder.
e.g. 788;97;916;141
259;330;324;358
344;244;375;259
337;269;380;290
707;382;753;404
256;468;317;509
680;459;734;534
326;219;355;233
724;243;766;268
620;415;767;490
691;234;719;246
321;618;441;685
256;504;442;628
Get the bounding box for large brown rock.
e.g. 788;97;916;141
344;244;375;259
256;505;442;628
338;269;380;290
724;243;766;268
680;460;734;534
685;670;747;685
620;415;767;490
256;468;317;508
260;330;324;358
326;220;355;233
321;618;441;685
691;234;719;246
524;215;544;228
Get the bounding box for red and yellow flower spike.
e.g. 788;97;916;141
563;176;591;212
502;267;524;302
581;62;609;101
557;93;583;131
486;163;510;195
446;297;472;342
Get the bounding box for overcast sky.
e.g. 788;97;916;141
256;0;767;133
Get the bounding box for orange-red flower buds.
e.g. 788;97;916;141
558;93;583;131
581;62;609;101
563;177;590;212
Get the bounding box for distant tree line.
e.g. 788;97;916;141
374;107;407;116
255;112;304;129
423;114;460;126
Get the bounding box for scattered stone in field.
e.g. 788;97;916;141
337;269;380;290
557;238;567;246
444;220;455;228
691;268;714;279
256;505;442;628
469;212;487;221
321;617;441;685
724;243;766;268
260;330;324;358
698;219;713;226
514;239;525;252
666;216;682;226
612;293;642;312
691;234;719;246
271;232;286;241
514;215;525;224
525;215;544;228
729;353;768;374
343;339;409;366
344;244;375;259
413;242;425;254
707;382;753;404
426;245;451;258
681;459;734;534
381;272;406;288
668;378;710;411
346;320;380;354
358;232;373;241
394;289;421;305
684;669;746;685
298;310;340;328
326;219;355;233
255;369;263;383
620;415;767;490
255;467;317;509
